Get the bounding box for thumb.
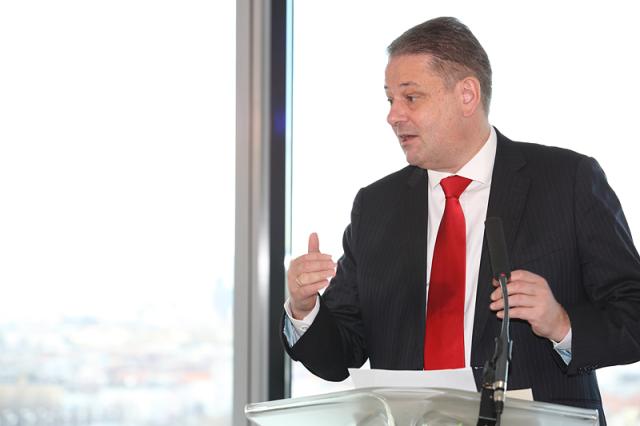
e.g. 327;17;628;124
308;232;320;253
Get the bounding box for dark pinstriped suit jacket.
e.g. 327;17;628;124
283;129;640;422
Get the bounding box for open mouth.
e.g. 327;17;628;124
399;135;417;144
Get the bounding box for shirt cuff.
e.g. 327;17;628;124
282;296;320;347
551;328;572;351
550;328;572;365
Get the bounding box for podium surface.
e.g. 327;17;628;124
245;387;599;426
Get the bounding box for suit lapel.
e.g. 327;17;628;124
405;166;429;368
472;130;530;355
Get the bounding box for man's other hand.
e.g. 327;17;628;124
489;269;571;342
287;233;336;320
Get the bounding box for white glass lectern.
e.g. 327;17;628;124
245;387;599;426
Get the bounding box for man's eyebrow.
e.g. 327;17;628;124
384;81;419;90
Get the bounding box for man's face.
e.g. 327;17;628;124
385;54;464;172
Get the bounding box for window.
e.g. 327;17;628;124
0;2;235;425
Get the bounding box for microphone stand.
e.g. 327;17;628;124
477;273;512;426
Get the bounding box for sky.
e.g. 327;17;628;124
0;1;236;322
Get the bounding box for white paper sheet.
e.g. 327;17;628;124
348;367;477;392
348;368;533;401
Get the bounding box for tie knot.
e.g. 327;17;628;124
440;175;472;199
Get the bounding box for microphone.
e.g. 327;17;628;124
477;217;513;426
485;217;511;281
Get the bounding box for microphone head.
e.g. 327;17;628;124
485;217;511;279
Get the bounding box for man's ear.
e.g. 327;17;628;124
459;76;482;117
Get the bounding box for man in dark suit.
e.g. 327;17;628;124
281;17;640;424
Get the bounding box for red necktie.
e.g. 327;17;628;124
424;175;471;370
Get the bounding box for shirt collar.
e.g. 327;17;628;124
427;126;497;189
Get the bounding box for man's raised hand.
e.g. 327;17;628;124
287;233;336;319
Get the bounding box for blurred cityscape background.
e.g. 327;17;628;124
0;279;233;426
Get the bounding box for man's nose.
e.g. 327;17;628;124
387;102;407;128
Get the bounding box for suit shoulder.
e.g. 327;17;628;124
350;166;424;214
361;165;423;194
511;139;589;164
505;138;593;178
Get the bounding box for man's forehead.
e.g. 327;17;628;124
384;81;419;90
386;53;435;69
385;54;443;90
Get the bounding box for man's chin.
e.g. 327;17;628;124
404;152;428;169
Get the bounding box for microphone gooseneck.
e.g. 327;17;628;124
477;217;513;426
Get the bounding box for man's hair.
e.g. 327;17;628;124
387;17;492;113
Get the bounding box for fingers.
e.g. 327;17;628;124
489;269;550;311
308;232;320;253
488;269;568;340
295;268;336;286
288;253;333;283
288;257;336;283
496;307;536;321
490;281;537;301
509;269;539;280
297;259;336;274
288;264;334;318
492;270;542;287
287;233;335;298
490;294;537;311
294;280;330;299
496;305;569;341
294;252;333;263
288;233;333;319
290;233;333;281
489;271;545;301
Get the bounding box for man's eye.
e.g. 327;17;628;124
406;95;417;102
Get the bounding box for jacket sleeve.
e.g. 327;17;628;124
281;189;368;381
566;156;640;374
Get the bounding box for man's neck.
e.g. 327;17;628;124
444;122;492;174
